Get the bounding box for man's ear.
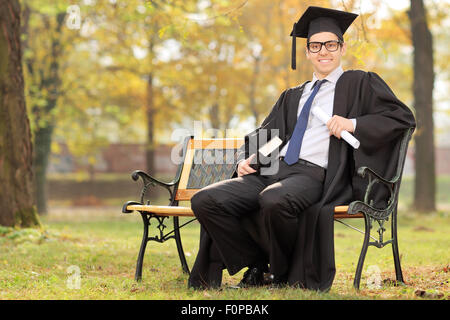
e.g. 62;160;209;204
340;42;347;55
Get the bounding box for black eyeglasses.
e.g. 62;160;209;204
307;40;342;53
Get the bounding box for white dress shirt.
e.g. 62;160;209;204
279;66;356;169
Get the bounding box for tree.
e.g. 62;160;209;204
86;0;200;173
409;0;436;212
21;1;67;214
0;0;40;227
22;1;143;211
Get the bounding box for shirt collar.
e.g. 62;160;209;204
310;65;344;89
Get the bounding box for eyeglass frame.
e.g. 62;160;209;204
306;40;343;53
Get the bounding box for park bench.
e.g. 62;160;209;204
122;127;414;290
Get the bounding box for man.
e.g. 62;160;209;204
188;6;415;291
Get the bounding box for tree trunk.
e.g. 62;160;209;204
0;0;40;227
209;103;220;134
409;0;436;212
29;12;65;214
33;124;54;214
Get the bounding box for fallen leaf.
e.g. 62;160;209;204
414;289;426;297
382;278;402;287
415;289;444;299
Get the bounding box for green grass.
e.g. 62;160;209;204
0;206;448;300
1;175;449;300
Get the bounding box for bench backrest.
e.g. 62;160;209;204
174;137;244;201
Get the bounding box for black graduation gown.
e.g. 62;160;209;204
190;70;416;291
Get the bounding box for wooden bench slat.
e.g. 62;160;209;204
334;205;349;213
334;205;364;218
188;139;245;149
127;204;363;219
334;212;364;219
175;189;199;201
126;205;195;217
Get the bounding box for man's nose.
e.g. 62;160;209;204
318;45;328;55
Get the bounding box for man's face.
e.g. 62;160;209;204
305;32;346;79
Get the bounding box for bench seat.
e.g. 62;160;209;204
126;204;195;217
125;204;363;219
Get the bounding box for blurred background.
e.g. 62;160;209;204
1;0;449;224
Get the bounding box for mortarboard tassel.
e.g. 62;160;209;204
291;23;296;70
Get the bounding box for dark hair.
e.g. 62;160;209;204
307;33;343;43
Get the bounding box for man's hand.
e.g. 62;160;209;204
327;115;354;139
237;154;257;177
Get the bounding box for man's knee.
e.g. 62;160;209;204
258;189;296;219
191;189;213;218
191;188;227;221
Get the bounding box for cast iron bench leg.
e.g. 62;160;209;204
173;217;190;274
353;214;371;290
135;213;150;281
391;207;404;284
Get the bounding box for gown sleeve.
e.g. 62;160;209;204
351;72;416;205
353;72;416;151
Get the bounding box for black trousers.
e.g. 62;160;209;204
189;158;325;286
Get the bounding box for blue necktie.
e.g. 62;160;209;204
284;80;326;165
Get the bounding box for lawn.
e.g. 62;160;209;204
0;176;449;300
0;209;448;300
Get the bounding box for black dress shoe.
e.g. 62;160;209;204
236;266;267;288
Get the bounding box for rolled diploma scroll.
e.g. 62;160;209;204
312;107;360;149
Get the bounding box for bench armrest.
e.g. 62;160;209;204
352;166;397;220
131;170;180;206
359;166;394;206
357;166;397;186
122;201;142;214
131;170;178;187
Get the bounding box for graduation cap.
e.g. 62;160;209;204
290;6;358;69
